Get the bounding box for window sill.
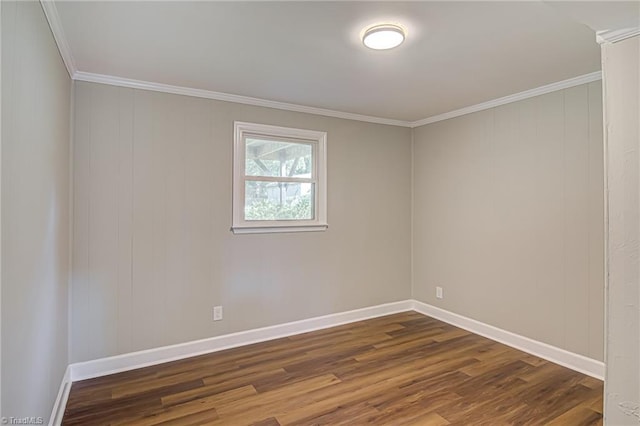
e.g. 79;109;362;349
231;224;328;234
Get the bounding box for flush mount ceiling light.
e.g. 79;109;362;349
362;24;406;50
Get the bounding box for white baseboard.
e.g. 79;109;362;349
411;300;604;380
60;298;603;407
69;300;413;382
49;366;71;426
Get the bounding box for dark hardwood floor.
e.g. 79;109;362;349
63;312;603;425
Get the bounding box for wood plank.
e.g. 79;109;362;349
62;313;603;425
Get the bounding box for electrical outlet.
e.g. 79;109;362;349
213;306;223;321
436;286;443;299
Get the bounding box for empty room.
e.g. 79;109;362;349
1;1;639;425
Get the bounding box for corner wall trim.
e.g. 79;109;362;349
411;300;605;380
69;300;413;382
409;71;603;128
40;0;77;78
596;28;640;44
49;366;71;426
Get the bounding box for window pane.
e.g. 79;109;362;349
245;138;313;178
245;181;314;221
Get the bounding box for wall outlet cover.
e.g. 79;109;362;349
213;306;223;321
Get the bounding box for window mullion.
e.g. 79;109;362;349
244;176;315;184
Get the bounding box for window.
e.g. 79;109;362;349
232;121;327;234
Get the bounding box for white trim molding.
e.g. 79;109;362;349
232;121;328;234
65;299;604;383
49;366;71;426
38;0;603;129
73;71;603;130
40;0;76;77
69;300;413;381
232;225;328;234
596;28;640;44
73;71;412;128
53;300;604;419
409;71;603;128
412;300;605;380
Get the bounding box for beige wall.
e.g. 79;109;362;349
0;2;616;415
71;81;412;363
72;78;606;365
1;1;71;421
602;35;639;425
412;81;604;361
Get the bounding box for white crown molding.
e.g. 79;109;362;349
39;0;603;129
74;70;603;130
412;300;605;380
72;71;412;128
596;28;640;44
409;71;603;128
40;0;77;77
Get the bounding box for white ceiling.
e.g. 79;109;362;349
54;1;609;122
545;1;640;35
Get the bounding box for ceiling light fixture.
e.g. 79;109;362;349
362;24;406;50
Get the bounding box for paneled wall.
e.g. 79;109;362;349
1;1;71;420
71;81;412;362
412;81;604;361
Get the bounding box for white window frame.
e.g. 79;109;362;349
232;121;328;234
